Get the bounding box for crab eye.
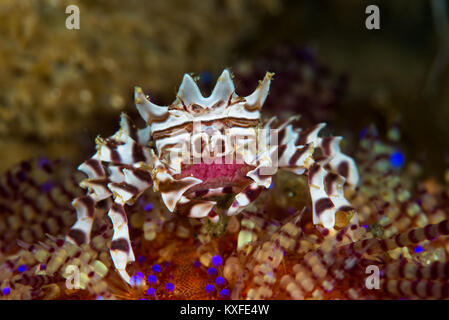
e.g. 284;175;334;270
190;104;204;113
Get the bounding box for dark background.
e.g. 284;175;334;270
1;0;447;178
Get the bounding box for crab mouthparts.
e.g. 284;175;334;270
176;160;254;191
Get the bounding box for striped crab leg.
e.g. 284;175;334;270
151;153;218;223
106;202;134;284
307;163;354;228
318;136;359;187
176;196;218;222
225;123;279;217
223;117;308;217
265;118;358;229
225;144;282;217
186;186;241;199
270;118;359;186
294;123;359;187
226;182;265;216
223;118;310;217
106;166;153;284
296;125;358;228
66;159;108;246
66;114;154;284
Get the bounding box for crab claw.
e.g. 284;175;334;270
207;209;220;223
110;250;132;285
226;184;264;216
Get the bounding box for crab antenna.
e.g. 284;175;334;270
134;86;168;123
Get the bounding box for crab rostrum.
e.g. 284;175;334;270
66;70;359;284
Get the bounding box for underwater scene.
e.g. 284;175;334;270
2;0;449;303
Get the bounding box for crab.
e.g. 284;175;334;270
66;69;359;284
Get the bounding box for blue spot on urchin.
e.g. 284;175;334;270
211;255;223;266
152;264;161;273
147;288;156;296
390;151;405;168
208;267;217;276
414;245;424;253
39;264;46;270
40;181;54;193
2;287;10;296
362;224;368;230
17;265;27;273
193;260;201;268
137;255;146;263
215;276;225;286
205;284;215;294
37;157;51;169
165;282;175;292
96;296;104;300
17;171;27;181
219;288;229;298
147;274;157;284
130;275;142;287
144;203;154;211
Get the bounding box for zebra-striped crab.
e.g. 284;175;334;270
66;70;359;284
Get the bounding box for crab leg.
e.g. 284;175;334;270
265;118;358;229
67;113;154;285
149;144;223;222
66;158;109;246
318;136;359;187
107;202;134;284
185;186;240;199
294;125;358;228
307;163;354;228
175;196;218;222
225;143;309;217
268;118;359;186
222;120;290;217
104;166;153;285
226;182;265;216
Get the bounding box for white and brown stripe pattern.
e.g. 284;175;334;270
266;118;359;187
338;219;449;256
66;114;154;285
307;163;354;228
227;182;265;216
386;259;449;281
0;159;80;253
383;279;449;299
259;118;358;229
107;202;134;284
